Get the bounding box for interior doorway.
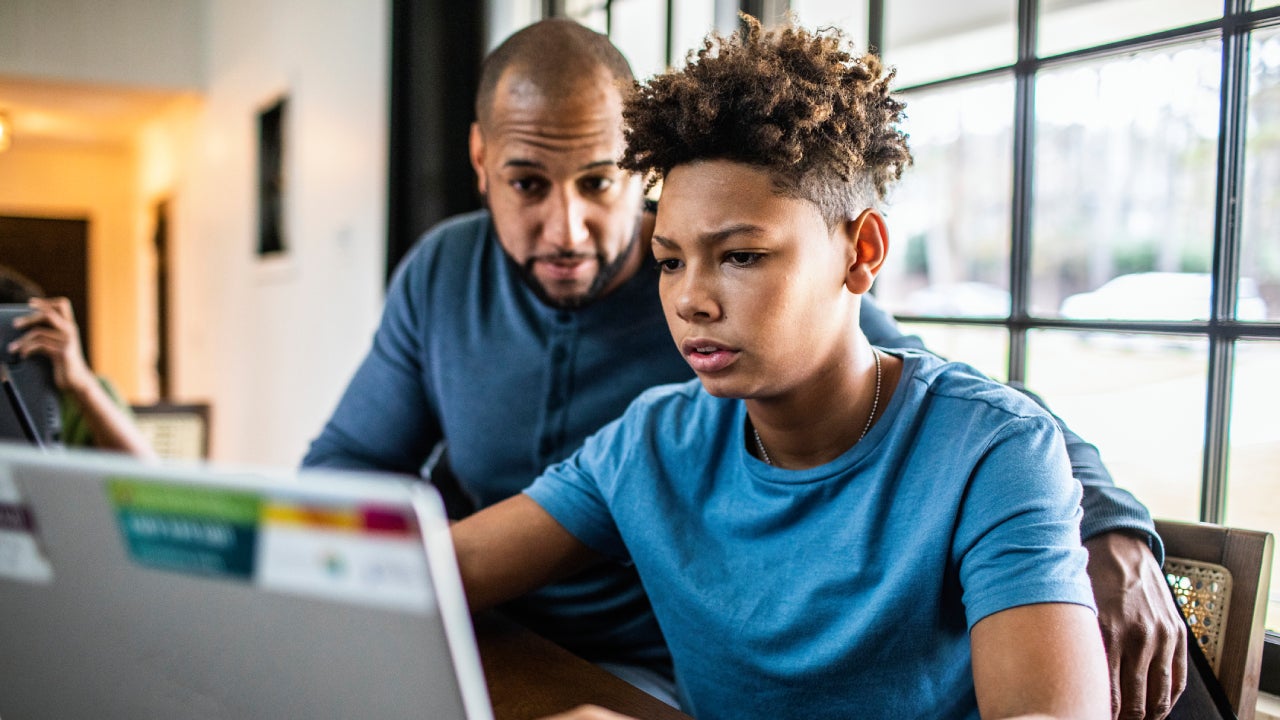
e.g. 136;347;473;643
0;215;91;359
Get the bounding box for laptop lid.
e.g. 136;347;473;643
0;444;493;720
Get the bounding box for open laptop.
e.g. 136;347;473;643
0;443;494;720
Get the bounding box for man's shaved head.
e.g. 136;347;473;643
475;18;635;131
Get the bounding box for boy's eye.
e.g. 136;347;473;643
725;251;762;267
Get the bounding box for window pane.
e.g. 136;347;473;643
609;0;668;79
884;0;1016;87
1224;341;1280;633
897;323;1009;382
1025;329;1206;522
874;79;1014;319
670;0;716;68
1254;0;1280;8
1038;0;1221;57
486;0;542;50
789;0;869;47
1030;41;1221;318
1242;28;1280;321
564;0;607;32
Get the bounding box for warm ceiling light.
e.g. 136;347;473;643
0;112;11;152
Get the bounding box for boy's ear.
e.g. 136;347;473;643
469;123;488;196
842;209;889;295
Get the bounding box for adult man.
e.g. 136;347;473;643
304;18;1184;718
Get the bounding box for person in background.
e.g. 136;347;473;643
304;17;1184;718
1;265;154;458
452;17;1110;717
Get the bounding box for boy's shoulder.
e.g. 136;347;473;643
898;349;1053;423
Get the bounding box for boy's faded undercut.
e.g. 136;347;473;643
620;16;912;227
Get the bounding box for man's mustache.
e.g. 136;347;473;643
527;250;600;264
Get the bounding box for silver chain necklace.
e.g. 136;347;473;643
752;348;883;467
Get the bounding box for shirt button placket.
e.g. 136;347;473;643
541;314;576;465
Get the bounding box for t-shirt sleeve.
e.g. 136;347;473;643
952;413;1097;630
523;413;631;563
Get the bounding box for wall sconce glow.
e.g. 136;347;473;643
0;112;12;152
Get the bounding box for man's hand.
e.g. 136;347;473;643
1084;531;1187;719
9;297;95;393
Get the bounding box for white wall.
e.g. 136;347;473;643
0;0;205;89
174;0;390;466
0;0;390;467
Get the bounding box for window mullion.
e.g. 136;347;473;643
868;0;883;55
1200;0;1251;524
1007;0;1038;384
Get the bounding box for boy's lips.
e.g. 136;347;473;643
681;339;740;373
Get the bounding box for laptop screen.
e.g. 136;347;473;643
0;445;492;720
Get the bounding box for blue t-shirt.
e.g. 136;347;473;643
526;350;1096;719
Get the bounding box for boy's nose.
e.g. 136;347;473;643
674;271;721;322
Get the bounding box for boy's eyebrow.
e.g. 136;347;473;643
651;223;764;249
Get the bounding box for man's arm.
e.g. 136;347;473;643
860;294;1185;719
452;494;600;611
302;251;444;474
971;603;1111;719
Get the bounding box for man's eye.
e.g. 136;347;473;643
580;176;614;193
725;252;762;267
655;258;683;273
511;178;547;194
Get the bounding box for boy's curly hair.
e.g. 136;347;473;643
620;16;912;226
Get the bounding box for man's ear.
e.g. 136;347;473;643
468;123;488;196
842;209;889;295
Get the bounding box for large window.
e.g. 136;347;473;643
562;0;720;79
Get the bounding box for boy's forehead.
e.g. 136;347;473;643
654;161;823;240
660;161;783;209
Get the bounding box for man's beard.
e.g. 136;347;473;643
517;231;639;310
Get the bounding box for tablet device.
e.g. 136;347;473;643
0;444;494;720
0;304;63;447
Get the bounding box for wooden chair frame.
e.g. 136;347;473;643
1156;519;1274;719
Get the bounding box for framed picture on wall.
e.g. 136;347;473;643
257;96;287;258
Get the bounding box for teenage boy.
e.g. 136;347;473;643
452;19;1110;719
